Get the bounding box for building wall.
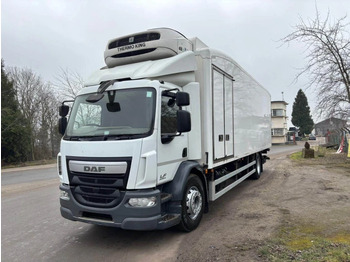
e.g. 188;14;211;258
314;118;347;136
272;117;286;129
272;136;286;144
271;101;288;144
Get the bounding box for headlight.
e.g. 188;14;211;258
128;197;157;207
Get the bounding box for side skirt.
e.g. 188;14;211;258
209;158;256;201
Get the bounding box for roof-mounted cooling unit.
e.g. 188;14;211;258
104;28;193;68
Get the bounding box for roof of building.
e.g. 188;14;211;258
271;100;288;105
315;117;347;127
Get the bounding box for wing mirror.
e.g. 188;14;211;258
58;117;67;135
176;92;190;106
177;110;191;133
59;105;69;117
58;101;73;135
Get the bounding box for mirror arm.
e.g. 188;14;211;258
62;100;74;105
161;88;179;98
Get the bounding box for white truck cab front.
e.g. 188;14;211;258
58;79;193;230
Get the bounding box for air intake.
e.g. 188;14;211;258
104;28;192;68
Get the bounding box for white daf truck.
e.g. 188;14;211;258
57;28;271;231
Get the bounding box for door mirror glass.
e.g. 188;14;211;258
58;117;68;135
176;92;190;106
59;105;70;117
177;110;191;133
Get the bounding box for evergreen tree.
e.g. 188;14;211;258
1;60;30;163
291;89;314;135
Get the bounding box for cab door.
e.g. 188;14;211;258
157;89;188;185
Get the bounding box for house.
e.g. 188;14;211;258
314;117;347;136
271;101;288;144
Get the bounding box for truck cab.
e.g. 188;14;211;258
58;77;200;230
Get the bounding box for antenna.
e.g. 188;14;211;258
282;92;284;101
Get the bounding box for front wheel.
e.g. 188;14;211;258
177;174;204;232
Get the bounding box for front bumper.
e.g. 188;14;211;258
59;184;180;230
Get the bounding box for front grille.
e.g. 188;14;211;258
67;157;131;208
108;33;160;49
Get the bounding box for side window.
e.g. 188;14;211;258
74;103;102;129
161;96;179;135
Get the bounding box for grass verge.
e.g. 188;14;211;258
289;148;350;171
264;149;350;261
260;222;350;262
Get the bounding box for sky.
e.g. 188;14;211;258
1;0;349;125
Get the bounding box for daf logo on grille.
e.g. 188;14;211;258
70;161;127;174
84;166;106;172
129;37;134;43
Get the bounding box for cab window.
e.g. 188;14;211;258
161;96;179;135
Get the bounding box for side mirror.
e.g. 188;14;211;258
177;110;191;133
58;117;67;135
59;105;70;117
176;92;190;106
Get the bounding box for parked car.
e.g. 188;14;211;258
309;134;316;140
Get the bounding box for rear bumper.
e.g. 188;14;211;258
59;184;180;230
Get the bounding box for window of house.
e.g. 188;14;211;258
272;128;285;136
272;109;284;117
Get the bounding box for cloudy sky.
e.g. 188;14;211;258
2;0;349;124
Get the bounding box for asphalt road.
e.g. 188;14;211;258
1;142;317;262
1;164;57;186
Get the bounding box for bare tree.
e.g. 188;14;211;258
9;67;62;160
282;9;350;119
54;67;84;100
37;83;60;158
9;67;43;160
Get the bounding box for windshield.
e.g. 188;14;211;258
65;87;156;140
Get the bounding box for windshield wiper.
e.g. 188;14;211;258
67;134;146;141
104;134;146;140
68;136;105;141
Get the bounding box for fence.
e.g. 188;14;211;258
326;127;350;153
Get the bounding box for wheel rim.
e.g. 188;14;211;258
186;186;203;220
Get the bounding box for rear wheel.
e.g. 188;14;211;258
251;153;262;180
177;174;204;232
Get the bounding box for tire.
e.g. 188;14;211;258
251;153;262;180
177;174;204;232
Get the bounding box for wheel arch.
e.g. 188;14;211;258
190;166;209;213
163;161;209;212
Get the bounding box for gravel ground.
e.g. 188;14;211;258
176;151;350;262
